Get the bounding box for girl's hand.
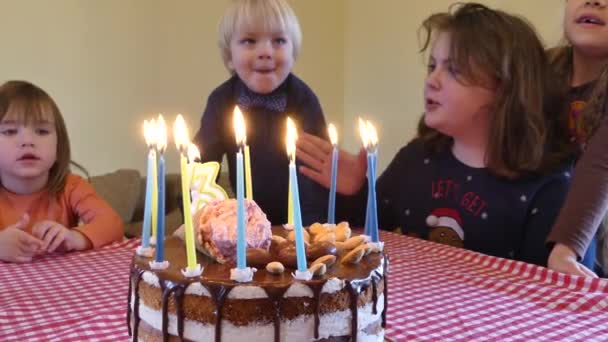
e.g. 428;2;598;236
548;243;598;278
32;221;91;253
0;214;43;263
296;132;368;195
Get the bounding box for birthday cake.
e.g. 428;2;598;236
128;199;388;342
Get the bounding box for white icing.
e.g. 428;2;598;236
321;278;345;294
132;291;385;342
149;260;170;270
227;286;268;299
292;270;313;281
136;246;155;257
230;267;256;282
185;282;211;296
141;271;160;287
284;282;313;298
181;264;203;278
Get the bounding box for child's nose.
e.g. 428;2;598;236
256;40;272;59
586;0;607;7
18;128;35;146
426;69;441;89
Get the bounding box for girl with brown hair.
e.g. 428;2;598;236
296;3;572;266
0;80;123;263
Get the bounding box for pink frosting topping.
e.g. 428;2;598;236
196;199;271;263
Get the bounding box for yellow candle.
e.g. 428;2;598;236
244;145;253;200
174;114;197;271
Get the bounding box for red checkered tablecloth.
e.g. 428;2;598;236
1;231;607;341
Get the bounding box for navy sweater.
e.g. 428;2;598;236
194;74;328;225
339;139;572;266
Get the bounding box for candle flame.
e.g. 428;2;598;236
187;143;200;163
286;117;298;162
156;114;167;153
328;123;338;146
173;114;190;154
233;106;247;146
367;121;378;150
143;119;158;148
358;117;369;149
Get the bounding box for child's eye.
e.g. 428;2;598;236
273;37;287;45
0;128;17;136
35;128;50;135
426;63;436;74
240;38;256;45
448;64;461;76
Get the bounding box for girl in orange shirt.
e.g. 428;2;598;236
0;80;123;263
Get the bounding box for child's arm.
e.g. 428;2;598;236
547;117;608;266
0;214;43;263
518;170;572;266
65;175;124;249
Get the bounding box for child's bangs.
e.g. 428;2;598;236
235;1;288;35
1;96;55;125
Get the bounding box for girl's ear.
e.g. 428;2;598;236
227;59;235;71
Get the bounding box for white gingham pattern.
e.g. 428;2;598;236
1;234;607;341
0;239;139;342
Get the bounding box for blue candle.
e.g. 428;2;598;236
236;148;247;269
290;161;307;272
369;151;379;242
155;151;166;262
365;152;373;237
328;146;338;224
141;148;156;248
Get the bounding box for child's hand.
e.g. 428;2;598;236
0;214;43;263
548;243;598;278
297;132;367;195
32;221;91;253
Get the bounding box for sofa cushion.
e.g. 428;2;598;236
90;169;141;223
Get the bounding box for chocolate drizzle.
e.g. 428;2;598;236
127;233;390;342
309;283;324;339
128;267;145;342
382;255;389;328
345;280;359;341
371;274;378;315
175;285;187;340
161;282;177;342
262;286;290;342
206;283;232;342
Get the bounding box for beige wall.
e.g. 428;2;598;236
0;0;562;176
0;0;344;175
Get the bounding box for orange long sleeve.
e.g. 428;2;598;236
0;174;124;248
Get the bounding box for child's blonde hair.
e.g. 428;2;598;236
218;0;302;70
0;80;71;195
417;3;561;179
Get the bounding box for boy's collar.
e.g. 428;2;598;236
234;76;289;113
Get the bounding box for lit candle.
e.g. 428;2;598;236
367;121;379;243
244;144;253;200
359;118;379;242
327;123;339;224
137;119;157;257
173;114;201;276
287;180;294;226
287;118;309;279
233;107;247;270
151;115;169;269
359;119;371;236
